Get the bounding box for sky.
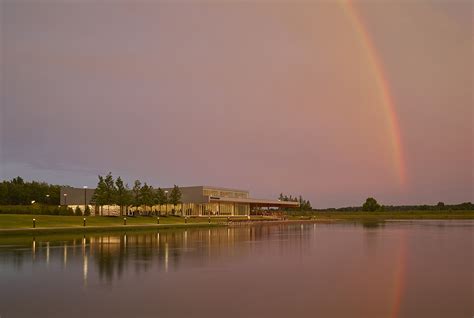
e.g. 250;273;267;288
1;0;472;208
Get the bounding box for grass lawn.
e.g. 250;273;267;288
0;214;273;230
1;211;471;234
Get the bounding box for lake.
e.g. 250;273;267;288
0;221;472;318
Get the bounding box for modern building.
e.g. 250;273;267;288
60;185;299;216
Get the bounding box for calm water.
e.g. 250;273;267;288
0;221;472;318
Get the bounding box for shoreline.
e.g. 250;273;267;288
1;215;473;237
0;218;313;236
0;222;225;236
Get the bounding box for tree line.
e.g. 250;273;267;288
0;177;60;205
316;198;474;212
278;193;312;211
0;204;90;216
91;173;182;216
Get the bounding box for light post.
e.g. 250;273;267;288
83;186;88;213
63;193;68;206
165;190;169;215
46;194;50;205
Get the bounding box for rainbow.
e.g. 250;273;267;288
339;0;407;185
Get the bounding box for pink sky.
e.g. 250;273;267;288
1;1;472;207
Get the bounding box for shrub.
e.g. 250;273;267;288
58;206;69;216
0;204;87;216
0;205;40;215
75;206;82;216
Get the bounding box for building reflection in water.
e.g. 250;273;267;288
46;242;50;266
164;242;169;273
63;243;67;268
0;224;313;284
32;239;36;262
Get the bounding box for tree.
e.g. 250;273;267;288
300;199;312;211
0;182;7;204
362;197;381;212
140;183;155;215
91;175;107;216
131;180;142;214
75;206;82;216
0;177;60;205
115;177;131;216
279;193;311;212
8;177;26;205
103;172;116;215
154;188;167;215
437;202;445;210
169;185;182;215
84;205;91;216
458;202;473;210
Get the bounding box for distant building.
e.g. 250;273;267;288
60;185;299;216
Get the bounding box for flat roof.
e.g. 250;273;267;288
209;196;299;207
194;185;249;193
60;185;298;207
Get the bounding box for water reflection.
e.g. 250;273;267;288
361;220;385;228
32;239;36;261
46;241;50;265
0;224;314;284
0;222;472;318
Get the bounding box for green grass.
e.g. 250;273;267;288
0;214;275;230
0;211;471;237
0;214;280;236
0;215;228;236
1;212;472;230
0;214;278;231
